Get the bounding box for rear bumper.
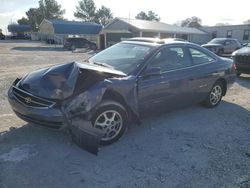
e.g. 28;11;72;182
8;85;64;128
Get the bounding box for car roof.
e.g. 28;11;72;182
122;38;218;60
123;37;189;47
212;38;238;41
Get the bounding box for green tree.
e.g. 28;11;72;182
17;17;30;25
18;0;65;31
147;11;160;21
74;0;113;25
135;11;160;21
74;0;97;22
26;8;42;31
39;0;65;20
181;16;202;28
96;6;113;25
135;11;148;20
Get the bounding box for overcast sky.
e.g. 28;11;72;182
0;0;249;33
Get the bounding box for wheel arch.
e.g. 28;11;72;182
101;89;136;121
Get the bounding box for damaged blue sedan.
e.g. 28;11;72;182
8;38;236;147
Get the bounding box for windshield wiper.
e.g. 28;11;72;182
93;62;114;69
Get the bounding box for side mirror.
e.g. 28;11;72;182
143;67;161;78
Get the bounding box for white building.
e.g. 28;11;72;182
100;18;209;49
201;24;250;44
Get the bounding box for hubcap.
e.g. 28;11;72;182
210;85;222;105
94;110;123;141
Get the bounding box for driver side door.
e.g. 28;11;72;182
137;46;193;114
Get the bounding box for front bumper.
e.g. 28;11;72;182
8;81;64;128
8;79;105;155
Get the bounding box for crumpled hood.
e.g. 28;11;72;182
233;46;250;56
19;62;126;100
202;44;222;48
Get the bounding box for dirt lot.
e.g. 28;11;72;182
0;40;250;188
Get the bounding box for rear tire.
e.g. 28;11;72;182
203;81;224;108
91;101;128;145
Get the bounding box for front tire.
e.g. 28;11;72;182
204;81;224;108
91;101;128;145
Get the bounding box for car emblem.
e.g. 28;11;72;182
25;97;32;104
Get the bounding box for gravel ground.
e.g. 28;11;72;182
0;40;250;188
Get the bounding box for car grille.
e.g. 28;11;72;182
235;55;250;64
12;86;56;108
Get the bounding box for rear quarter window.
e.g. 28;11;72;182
189;48;215;65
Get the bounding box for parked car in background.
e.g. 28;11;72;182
232;43;250;76
9;34;31;40
202;38;241;56
46;39;56;44
8;38;236;145
64;37;97;51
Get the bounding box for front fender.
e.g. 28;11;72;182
64;85;107;120
64;76;139;121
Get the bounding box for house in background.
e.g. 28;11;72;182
100;17;209;49
201;24;250;44
39;19;102;45
7;24;31;39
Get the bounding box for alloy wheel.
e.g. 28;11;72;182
209;85;222;105
94;110;123;141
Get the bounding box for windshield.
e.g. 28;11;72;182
208;39;226;45
89;43;154;74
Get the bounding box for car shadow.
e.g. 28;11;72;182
0;101;250;187
11;46;65;52
0;39;33;43
236;75;250;89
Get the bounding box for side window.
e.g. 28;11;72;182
82;39;87;44
225;40;231;45
231;40;235;45
189;48;215;65
150;47;191;72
